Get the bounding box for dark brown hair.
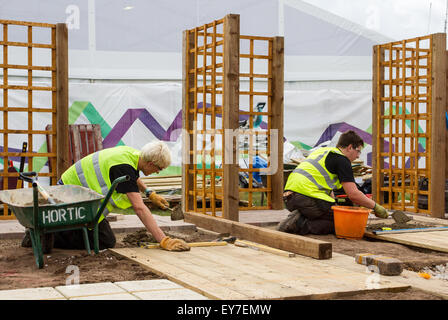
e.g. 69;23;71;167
336;130;364;149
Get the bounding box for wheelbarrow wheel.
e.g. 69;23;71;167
41;233;54;254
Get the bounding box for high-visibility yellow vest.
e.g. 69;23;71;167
61;146;140;222
284;147;345;203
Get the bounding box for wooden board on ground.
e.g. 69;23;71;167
365;230;448;253
365;214;448;253
184;211;332;259
111;245;409;300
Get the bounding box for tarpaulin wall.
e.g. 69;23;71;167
0;82;374;182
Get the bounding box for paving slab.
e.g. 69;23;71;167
70;292;140;300
132;288;209;300
114;279;184;292
55;282;125;299
0;220;25;239
0;287;65;300
0;280;209;300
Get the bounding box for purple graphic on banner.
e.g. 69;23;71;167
103;109;169;148
314;122;425;168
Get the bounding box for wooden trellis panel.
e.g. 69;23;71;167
372;33;447;217
0;20;68;219
238;35;284;210
182;14;284;220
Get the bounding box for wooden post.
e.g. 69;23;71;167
430;33;447;218
446;50;448;184
182;30;195;214
56;23;69;180
271;36;284;209
222;14;240;221
372;45;385;205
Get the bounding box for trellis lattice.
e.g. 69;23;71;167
182;14;284;221
372;33;447;217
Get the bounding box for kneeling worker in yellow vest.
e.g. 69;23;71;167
22;141;189;252
277;130;388;236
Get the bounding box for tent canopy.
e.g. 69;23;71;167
0;0;392;80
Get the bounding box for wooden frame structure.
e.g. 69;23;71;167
372;33;447;218
0;20;69;219
182;14;284;221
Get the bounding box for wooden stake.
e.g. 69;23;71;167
56;23;69;180
271;36;284;209
430;33;447;218
222;14;239;221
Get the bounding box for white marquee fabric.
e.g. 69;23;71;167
0;82;373;176
0;0;392;81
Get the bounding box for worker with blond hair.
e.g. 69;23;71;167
277;130;388;235
22;141;190;252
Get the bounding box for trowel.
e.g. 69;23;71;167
165;204;184;221
390;210;412;224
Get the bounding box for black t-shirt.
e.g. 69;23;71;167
109;164;140;194
325;152;355;183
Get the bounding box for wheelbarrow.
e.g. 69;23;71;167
0;172;129;268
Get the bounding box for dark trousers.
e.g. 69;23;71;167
283;191;335;235
53;218;116;250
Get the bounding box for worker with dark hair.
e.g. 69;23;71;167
277;130;388;235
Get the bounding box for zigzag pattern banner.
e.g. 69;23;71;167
1;83;426;176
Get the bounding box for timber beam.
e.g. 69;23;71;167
184;211;332;259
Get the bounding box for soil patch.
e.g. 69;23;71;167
0;228;220;291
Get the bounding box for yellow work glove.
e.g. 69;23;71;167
160;236;190;252
373;203;388;219
149;192;169;209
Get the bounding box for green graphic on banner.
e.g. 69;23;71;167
28;101;125;173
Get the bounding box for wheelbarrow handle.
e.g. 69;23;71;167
19;172;37;185
93;175;130;224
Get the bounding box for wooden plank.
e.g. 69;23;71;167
93;124;103;151
191;246;407;298
70;125;81;163
365;229;448;253
56;23;69;180
270;36;284;209
373;226;448;235
372;44;385;204
111;245;408;300
182;30;195;214
110;247;248;299
430;33;447;218
222;14;240;221
234;239;295;257
184;211;332;259
141;241;228;249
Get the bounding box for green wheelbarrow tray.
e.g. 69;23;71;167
0;174;129;268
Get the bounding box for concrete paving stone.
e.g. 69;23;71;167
114;279;184;292
0;287;66;300
132;288;209;300
0;220;25;239
70;292;140;300
55;282;125;299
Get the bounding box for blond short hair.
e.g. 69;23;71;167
140;141;171;170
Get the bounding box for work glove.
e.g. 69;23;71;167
160;236;190;252
373;203;388;219
149;192;169;210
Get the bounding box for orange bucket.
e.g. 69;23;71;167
332;206;370;239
